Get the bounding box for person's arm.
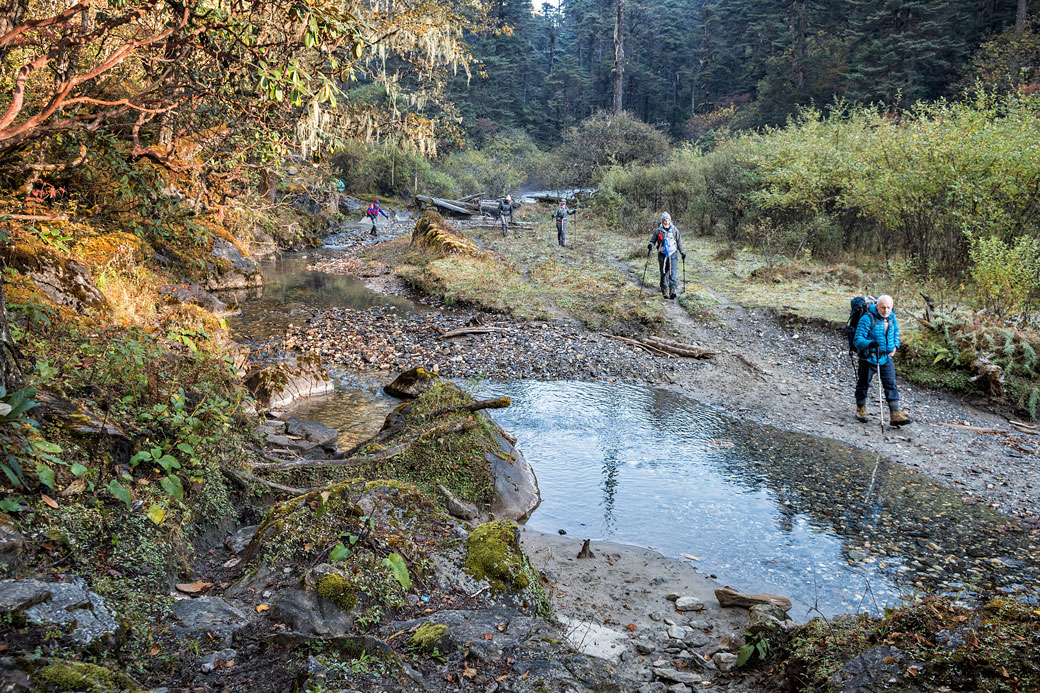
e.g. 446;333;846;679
891;314;900;354
380;208;389;218
853;314;876;353
647;227;659;250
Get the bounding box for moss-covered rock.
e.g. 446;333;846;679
34;661;142;692
316;573;360;612
410;212;484;257
410;622;450;650
464;520;532;591
384;366;440;400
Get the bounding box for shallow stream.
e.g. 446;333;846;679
231;248;1040;621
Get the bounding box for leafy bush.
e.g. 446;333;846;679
331;141;458;198
436;131;546;196
548;111;671;187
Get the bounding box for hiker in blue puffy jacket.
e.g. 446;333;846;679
646;212;685;299
852;294;912;426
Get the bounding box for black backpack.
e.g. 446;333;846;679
845;296;876;355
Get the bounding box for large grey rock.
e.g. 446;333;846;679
746;603;788;636
0;577;119;647
652;666;700;685
0;521;25;565
285;418;339;450
159;283;232;317
829;646;906;692
205;238;261;291
7;246;106;313
172;596;249;646
384;367;439;400
487;423;540;522
225;525;258;555
712;652;738;672
267;588;354;637
244;357;334;410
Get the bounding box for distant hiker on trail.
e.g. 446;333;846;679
647;212;685;299
553;199;575;247
366;199;389;235
852;294;912;426
498;195;514;235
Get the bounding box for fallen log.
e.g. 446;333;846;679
252;421;479;472
643;336;718;359
415;194;478;216
715;587;792;611
439;326;507;339
601;333;672;357
423;397;510;420
938;422;1005;434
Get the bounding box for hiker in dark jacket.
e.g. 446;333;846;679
852;294;912;426
366;199;389;235
646;212;685;299
498;195;514;235
553;200;575;247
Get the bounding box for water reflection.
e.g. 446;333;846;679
226;250;417;345
471;380;1039;620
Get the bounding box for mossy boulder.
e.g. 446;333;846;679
384;366;440;400
464;520;535;592
410;212;483;257
33;660;142;692
4;239;107;314
410;621;450;651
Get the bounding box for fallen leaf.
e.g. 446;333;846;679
175;581;214;594
256;604;270;613
482;633;494;640
40;494;59;508
462;665;477;679
496;625;506;632
225;660;235;668
149;646;160;656
627;623;637;632
61;478;86;497
222;558;241;569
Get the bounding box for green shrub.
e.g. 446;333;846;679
548;111;671;188
436;130;545;196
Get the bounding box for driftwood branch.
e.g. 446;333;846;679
643;336;718;358
439;326;507;339
423;397;510;420
601;333;672;358
251;421;478;472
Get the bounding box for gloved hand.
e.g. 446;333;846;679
681;251;687;260
867;339;880;350
647;242;654;252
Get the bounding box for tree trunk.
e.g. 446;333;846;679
612;0;625;113
791;0;807;91
1016;0;1028;37
0;243;21;392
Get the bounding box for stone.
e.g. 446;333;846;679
635;641;656;655
199;649;237;674
830;646;905;692
0;656;31;693
267;587;354;637
437;484;479;520
667;625;686;640
713;633;745;653
746;603;788;636
5;244;106;313
683;631;712;648
285;418;339;449
487;422;540;522
664;617;676;626
713;652;738;673
636;685;668;693
667;685;691;693
648;612;663;622
172;597;249;646
665;593;680;601
0;521;25;565
225;525;258;555
384;366;439;399
652;666;699;685
674;597;706;612
206;238;261;291
158;284;231;316
245;357;334;410
0;577;119;648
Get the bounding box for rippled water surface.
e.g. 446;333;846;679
470;380;1039;620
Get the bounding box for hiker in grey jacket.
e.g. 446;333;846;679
553;200;575;246
646;212;685;299
498;195;514;235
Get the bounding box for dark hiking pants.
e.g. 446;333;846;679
556;220;567;246
856;357;900;408
658;252;678;293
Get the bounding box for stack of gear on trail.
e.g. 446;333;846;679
646;212;686;299
849;294;912;427
366;199;389;235
553;200;576;247
498;195;514;235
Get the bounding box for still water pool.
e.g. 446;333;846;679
468;380;1039;620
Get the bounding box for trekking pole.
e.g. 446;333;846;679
876;349;885;434
639;247;651;297
682;255;687;295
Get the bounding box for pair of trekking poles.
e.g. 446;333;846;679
639;246;686;298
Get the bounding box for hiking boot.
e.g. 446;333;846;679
661;287;669;299
855;406;868;423
670;290;678;299
889;409;912;426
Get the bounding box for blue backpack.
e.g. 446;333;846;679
845;296;876;355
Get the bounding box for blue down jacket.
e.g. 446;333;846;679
853;303;900;365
